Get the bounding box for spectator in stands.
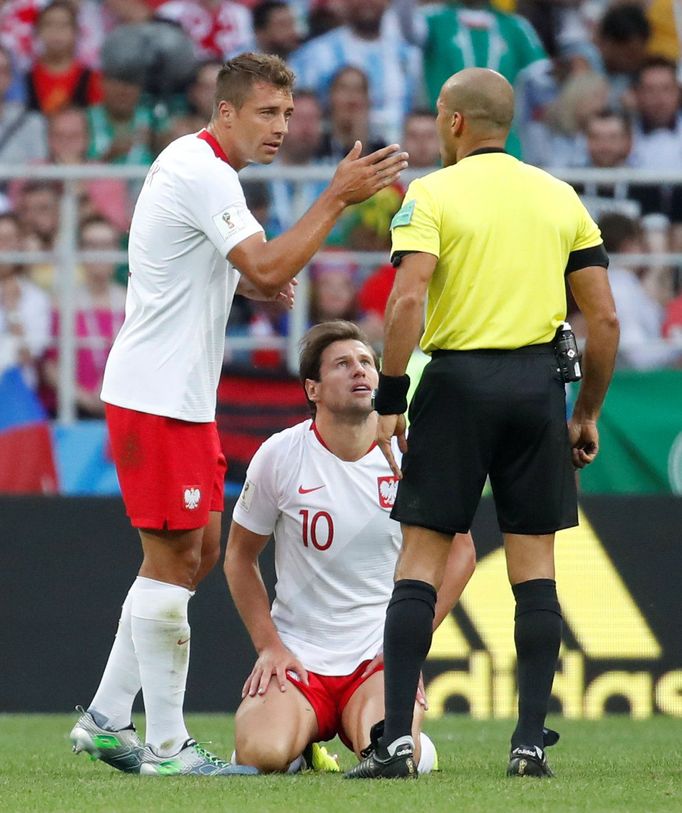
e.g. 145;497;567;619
252;1;300;60
522;70;609;168
26;1;103;116
156;0;253;60
593;3;651;109
396;0;551;157
161;59;222;147
268;90;326;234
289;0;421;143
0;212;50;389
631;57;682;170
0;43;47;169
568;109;640;221
87;69;156;165
630;57;682;227
42;216;126;417
16;180;61;251
48;107;132;231
600;212;682;370
318;66;385;163
0;0;106;77
309;256;359;324
402;108;440;170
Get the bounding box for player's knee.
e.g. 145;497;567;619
235;731;296;773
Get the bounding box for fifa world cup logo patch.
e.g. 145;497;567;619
183;486;201;510
377;476;399;509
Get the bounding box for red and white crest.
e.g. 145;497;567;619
377;476;399;509
183;486;201;510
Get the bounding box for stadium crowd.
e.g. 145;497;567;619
0;0;681;416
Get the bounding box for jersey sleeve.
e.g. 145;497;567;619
390;179;440;260
565;191;609;273
232;436;281;536
181;163;263;258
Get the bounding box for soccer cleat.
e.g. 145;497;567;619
139;739;259;776
507;744;554;778
344;741;417;780
70;705;144;773
302;742;340;772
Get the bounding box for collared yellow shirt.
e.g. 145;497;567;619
391;152;604;352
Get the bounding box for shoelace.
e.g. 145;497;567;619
194;743;230;767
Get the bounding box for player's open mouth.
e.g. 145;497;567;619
352;385;371;393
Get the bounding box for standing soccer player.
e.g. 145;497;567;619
225;321;475;773
69;52;408;777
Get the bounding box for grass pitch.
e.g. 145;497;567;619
1;714;680;813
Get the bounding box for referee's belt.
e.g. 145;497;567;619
431;342;554;357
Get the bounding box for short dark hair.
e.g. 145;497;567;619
299;320;377;416
635;55;678;85
214;52;295;111
38;1;78;29
598;212;642;252
598;3;650;43
253;0;289;31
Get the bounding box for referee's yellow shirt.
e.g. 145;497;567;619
390;151;604;352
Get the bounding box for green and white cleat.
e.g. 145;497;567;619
70;705;144;773
303;742;340;772
140;739;259;776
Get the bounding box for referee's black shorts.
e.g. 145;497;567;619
392;345;578;536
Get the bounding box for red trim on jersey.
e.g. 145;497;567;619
197;129;231;166
311;422;378;456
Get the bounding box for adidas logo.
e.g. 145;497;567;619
396;746;413;758
425;507;671;719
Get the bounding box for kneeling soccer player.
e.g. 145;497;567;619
224;320;476;774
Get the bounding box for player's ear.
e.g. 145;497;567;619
304;378;320;404
217;99;235;126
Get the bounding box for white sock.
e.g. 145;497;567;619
417;732;437;774
89;588;141;730
130;576;193;756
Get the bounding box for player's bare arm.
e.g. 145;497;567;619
236;276;297;309
376;252;437;477
228;143;409;297
225;521;309;696
567;265;620;468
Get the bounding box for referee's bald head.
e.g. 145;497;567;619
439;68;514;134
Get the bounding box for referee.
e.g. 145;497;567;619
345;68;619;780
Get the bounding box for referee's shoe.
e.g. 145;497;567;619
507;744;554;777
507;729;559;778
344;726;416;780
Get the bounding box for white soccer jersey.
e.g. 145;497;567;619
101;131;263;422
232;420;402;676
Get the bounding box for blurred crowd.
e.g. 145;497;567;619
0;0;681;417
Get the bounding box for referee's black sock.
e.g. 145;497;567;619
510;578;562;750
381;579;437;751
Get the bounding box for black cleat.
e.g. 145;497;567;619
344;741;417;780
507;745;554;778
542;727;560;748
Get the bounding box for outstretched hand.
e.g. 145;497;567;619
329;141;409;206
376;413;407;479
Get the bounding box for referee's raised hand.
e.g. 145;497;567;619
376;413;408;479
328;141;409;206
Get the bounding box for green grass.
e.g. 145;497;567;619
1;715;681;812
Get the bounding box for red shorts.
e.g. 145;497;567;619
106;403;226;530
287;660;384;748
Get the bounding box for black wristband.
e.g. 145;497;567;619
373;372;410;415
